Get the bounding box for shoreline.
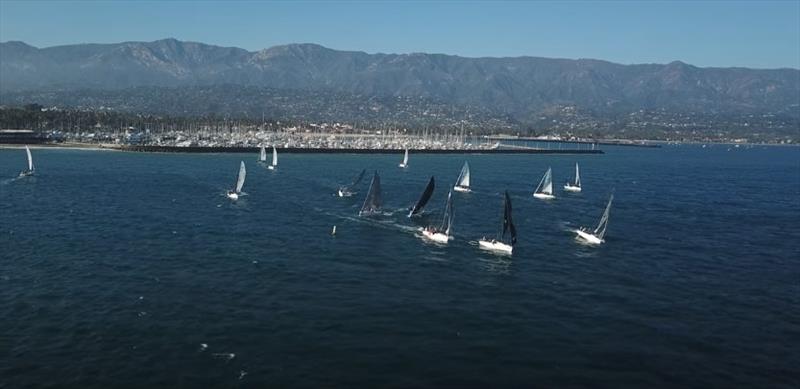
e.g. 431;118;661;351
0;143;604;154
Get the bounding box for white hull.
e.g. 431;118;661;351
533;192;555;200
268;165;276;170
575;229;603;245
453;185;471;193
563;185;581;192
478;239;513;254
18;170;34;177
422;229;450;244
398;163;407;168
338;189;355;197
227;192;239;200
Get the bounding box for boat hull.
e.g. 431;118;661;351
563;185;581;192
268;165;276;170
337;189;355;197
226;192;239;201
422;229;450;243
18;170;34;177
575;229;603;244
453;185;471;193
478;239;513;254
398;163;407;168
533;193;555;200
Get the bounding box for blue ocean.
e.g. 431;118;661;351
1;145;798;388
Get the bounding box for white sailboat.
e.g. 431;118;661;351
479;191;516;254
359;171;382;216
422;190;454;243
533;167;555;200
258;146;267;163
575;193;613;244
268;146;278;170
564;163;581;192
18;145;35;177
453;161;471;193
226;161;246;200
398;148;409;168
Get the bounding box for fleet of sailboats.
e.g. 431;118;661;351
533;167;555;200
564;163;581;192
9;147;613;249
398;148;409;168
453;161;471;193
18;145;35;177
226;161;247;200
408;176;435;217
421;190;454;243
359;171;383;216
575;193;613;245
478;191;516;254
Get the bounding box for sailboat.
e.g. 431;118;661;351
564;163;581;192
575;193;613;244
408;176;435;217
479;191;517;254
18;145;35;177
226;161;247;200
268;146;278;170
421;190;454;243
338;169;366;197
453;161;471;193
359;171;382;216
257;146;267;164
533;167;555;200
398;148;409;168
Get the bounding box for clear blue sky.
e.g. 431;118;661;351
1;0;798;69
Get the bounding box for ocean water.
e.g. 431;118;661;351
1;145;798;388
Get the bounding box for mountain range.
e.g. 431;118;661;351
1;38;798;124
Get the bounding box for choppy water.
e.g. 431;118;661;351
1;145;798;388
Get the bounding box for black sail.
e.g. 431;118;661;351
351;169;366;187
408;176;435;216
359;171;382;216
502;191;517;245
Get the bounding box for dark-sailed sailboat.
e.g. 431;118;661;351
338;169;366;197
407;176;435;217
478;191;516;254
359;171;383;216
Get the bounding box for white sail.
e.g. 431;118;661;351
535;167;553;195
442;190;454;235
575;163;581;187
235;161;246;193
25;145;33;171
455;161;470;188
401;148;409;166
271;146;278;166
594;194;613;239
259;146;267;162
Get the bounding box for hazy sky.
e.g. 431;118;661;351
1;0;798;69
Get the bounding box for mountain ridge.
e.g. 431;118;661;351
1;39;798;122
